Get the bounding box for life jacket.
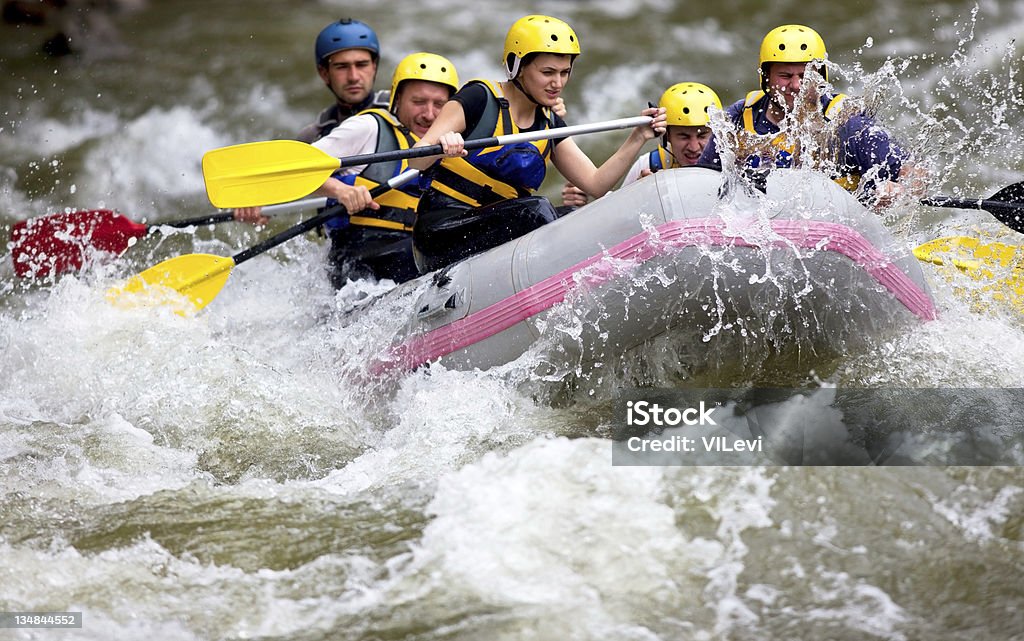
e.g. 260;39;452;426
299;89;391;143
740;90;859;190
327;108;420;231
427;79;557;209
647;146;679;172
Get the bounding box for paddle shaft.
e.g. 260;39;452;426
921;181;1024;233
920;195;1024;212
158;197;329;228
231;172;417;267
202;116;654;208
219;116;652;259
336;116;653;169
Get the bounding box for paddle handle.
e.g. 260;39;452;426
230;171;419;267
337;116;653;169
158;197;330;228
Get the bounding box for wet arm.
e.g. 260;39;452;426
843;116;926;207
553;106;666;197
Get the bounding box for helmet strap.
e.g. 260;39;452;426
511;78;544;107
390;83;403;115
506;55;522;80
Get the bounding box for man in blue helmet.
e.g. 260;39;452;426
297;17;391;144
235;18;390;224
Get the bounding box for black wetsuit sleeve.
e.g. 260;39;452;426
451;82;491;136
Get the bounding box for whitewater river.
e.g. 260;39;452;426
2;1;1023;639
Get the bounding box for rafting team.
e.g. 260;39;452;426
233;15;922;288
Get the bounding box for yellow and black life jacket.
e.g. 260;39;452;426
741;90;859;191
337;108;420;231
647;146;680;172
427;79;557;209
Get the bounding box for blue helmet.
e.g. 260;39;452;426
314;18;380;66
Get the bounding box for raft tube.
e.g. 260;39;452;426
365;167;934;375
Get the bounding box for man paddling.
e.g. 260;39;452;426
560;82;722;210
305;52;460;286
698;24;926;208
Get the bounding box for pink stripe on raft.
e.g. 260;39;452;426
371;218;936;374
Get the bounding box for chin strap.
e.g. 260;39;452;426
510;78;545;107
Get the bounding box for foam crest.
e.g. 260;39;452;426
396;438;724;635
310;366;547;496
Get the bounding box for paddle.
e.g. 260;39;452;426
106;170;419;314
10;197;327;279
201;115;654;208
921;181;1024;233
913;236;1023;310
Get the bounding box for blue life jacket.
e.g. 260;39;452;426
739;90;857;190
427;79;556;208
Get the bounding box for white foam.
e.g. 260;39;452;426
0;537;376;640
394;438;724;635
79;107;221;211
930;483;1024;542
309;366;548;496
804;571;908;640
4;106;122;158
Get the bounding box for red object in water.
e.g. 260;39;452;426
9;209;148;278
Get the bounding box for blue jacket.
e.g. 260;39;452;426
698;90;906;192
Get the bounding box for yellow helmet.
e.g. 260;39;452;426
389;52;460;111
658;82;722;127
758;24;828;89
502;15;580;79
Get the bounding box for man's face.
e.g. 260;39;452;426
318;49;377;106
666;125;712;166
766;62;810;111
394;80;451;137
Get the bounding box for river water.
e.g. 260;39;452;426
2;1;1024;639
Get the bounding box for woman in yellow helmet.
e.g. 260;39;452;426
621;82;722;187
698;24;920;207
406;15;666;273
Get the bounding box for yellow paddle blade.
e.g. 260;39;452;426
201;140;340;208
914;236;1024;312
106;254;237;315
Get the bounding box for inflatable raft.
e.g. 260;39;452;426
361;167;935;376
